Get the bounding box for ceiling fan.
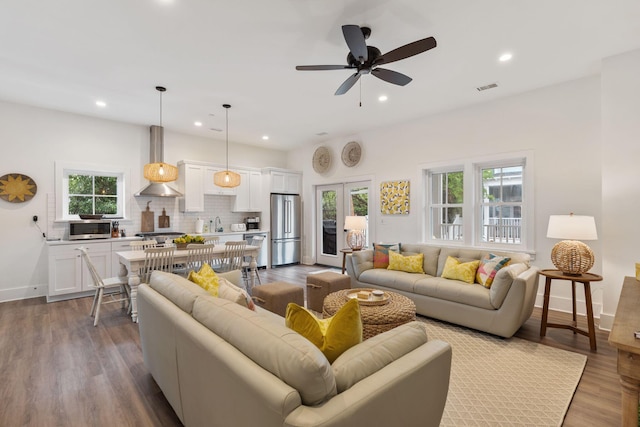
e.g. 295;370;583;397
296;25;437;95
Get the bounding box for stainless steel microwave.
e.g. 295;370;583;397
69;220;112;240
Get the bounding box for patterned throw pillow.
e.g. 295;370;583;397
387;250;425;274
285;298;362;363
188;263;220;297
373;243;400;268
476;254;511;288
441;256;480;284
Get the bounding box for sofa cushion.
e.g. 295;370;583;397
332;321;428;393
351;250;374;278
441;256;480;284
387;251;425;274
437;248;485;277
399;244;441;276
490;263;529;309
149;270;209;314
192;295;337;406
413;277;494;310
476;254;511;288
359;268;426;293
285;298;362;363
188;264;254;310
373;243;400;268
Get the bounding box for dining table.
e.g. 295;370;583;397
116;244;259;322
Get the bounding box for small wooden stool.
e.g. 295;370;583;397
252;282;304;317
306;271;351;313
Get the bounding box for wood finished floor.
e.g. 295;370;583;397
0;265;621;426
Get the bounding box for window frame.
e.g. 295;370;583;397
426;166;465;242
421;151;534;253
55;161;129;221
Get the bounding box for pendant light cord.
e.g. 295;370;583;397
223;104;231;171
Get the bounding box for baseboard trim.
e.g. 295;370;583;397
534;294;607;330
0;284;48;303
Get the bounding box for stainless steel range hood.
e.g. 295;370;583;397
135;125;182;197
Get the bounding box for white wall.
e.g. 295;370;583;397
600;49;640;329
289;74;604;320
0;100;286;302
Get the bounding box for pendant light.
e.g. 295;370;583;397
143;86;178;183
213;104;241;188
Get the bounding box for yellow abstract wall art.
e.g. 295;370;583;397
380;180;410;215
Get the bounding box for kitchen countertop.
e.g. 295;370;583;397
45;230;270;246
45;236;143;246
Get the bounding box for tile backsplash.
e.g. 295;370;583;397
47;193;261;240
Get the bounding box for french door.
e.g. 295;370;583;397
316;181;371;267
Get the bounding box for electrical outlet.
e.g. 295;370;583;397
33;215;38;222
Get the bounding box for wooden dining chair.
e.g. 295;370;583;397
242;235;265;287
77;247;130;326
216;240;247;274
130;239;158;250
141;246;176;283
185;243;217;273
204;236;220;245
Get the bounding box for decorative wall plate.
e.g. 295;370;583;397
0;173;37;203
341;141;362;167
312;146;332;173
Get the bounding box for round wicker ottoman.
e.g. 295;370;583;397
322;288;416;339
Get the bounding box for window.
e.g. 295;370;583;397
428;169;464;241
56;162;127;220
422;152;533;251
478;163;524;245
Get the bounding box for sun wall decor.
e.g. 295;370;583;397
380;180;410;215
0;173;37;203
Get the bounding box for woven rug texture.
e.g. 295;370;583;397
417;317;587;427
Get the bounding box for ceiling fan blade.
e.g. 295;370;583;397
335;73;361;95
372;68;413;86
342;25;368;63
375;36;437;66
296;65;354;71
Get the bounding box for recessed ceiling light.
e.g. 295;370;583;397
95;100;106;108
194;121;203;127
262;135;269;140
499;52;513;62
378;95;388;102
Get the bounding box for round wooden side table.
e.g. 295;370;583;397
539;269;603;351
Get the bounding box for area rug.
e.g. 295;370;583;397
417;317;587;426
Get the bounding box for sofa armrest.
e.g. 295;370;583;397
283;340;452;427
345;250;373;280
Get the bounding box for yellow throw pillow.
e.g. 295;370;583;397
441;256;480;284
285;298;362;363
187;263;219;297
387;250;425;274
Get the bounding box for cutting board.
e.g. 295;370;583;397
141;201;154;232
158;208;170;228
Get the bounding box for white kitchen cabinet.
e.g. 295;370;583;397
233;170;262;212
178;162;205;212
266;169;301;194
204;166;237;196
47;241;112;301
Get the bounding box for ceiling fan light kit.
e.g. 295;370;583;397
296;25;437;95
214;104;241;188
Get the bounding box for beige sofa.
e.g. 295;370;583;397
137;270;452;427
346;244;540;338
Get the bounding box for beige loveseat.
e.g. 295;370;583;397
346;244;540;338
137;270;452;427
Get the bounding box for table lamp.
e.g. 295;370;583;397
546;214;598;275
345;216;367;250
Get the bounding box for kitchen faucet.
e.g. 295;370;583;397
214;216;223;232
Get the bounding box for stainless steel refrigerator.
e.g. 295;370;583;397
270;193;301;266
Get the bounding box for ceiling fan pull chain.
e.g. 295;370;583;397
359;78;362;107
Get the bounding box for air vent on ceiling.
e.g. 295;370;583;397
316;131;328;136
477;83;498;92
